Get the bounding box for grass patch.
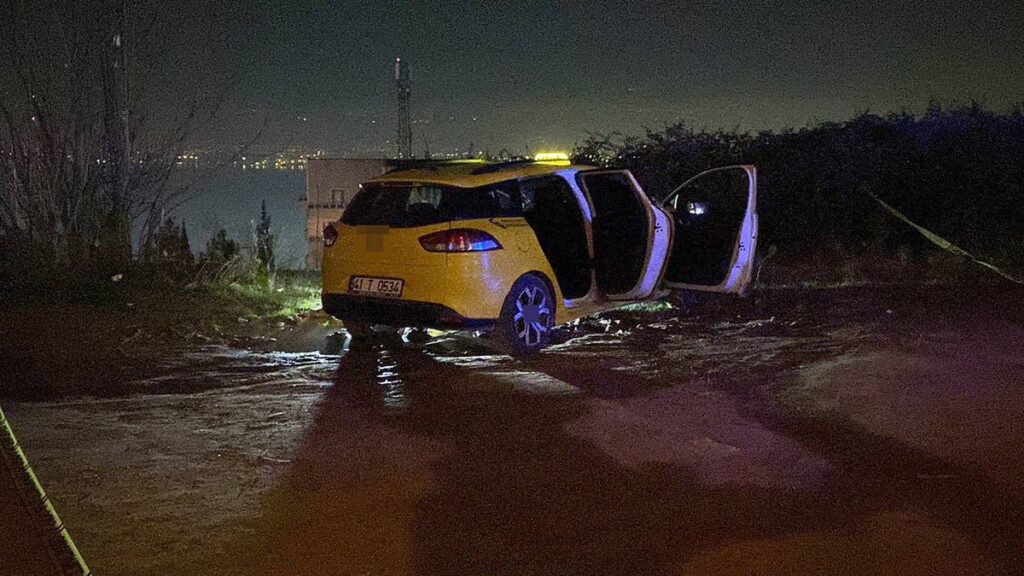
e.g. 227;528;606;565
205;270;322;322
2;268;327;361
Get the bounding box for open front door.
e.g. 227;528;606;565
577;170;668;300
662;165;758;294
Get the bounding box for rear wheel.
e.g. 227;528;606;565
343;321;399;349
496;275;553;355
343;320;373;339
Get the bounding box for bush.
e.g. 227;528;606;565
197;224;274;289
199;229;241;275
138;219;195;284
575;102;1024;284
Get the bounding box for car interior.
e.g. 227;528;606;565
439;183;519;220
579;172;649;295
664;169;750;285
520;176;592;299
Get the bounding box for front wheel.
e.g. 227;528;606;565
495;275;554;355
668;289;706;314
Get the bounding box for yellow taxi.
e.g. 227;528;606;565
321;154;758;354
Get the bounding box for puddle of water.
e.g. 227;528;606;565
375;347;407;411
125;347;340;398
478;370;580;396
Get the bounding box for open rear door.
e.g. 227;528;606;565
577;170;669;300
661;165;758;294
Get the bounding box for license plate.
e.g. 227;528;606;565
348;276;404;298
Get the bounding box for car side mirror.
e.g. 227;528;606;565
685;201;708;216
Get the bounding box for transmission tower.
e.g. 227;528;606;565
395;57;412;159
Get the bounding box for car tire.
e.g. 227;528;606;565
496;274;554;355
669;289;705;314
343;320;373;339
344;321;398;349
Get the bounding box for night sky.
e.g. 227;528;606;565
173;0;1022;155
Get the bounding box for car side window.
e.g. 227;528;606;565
486;184;519;215
580;172;639;217
519;187;536;212
519;176;576;216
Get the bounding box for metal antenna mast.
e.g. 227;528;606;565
395;57;412;159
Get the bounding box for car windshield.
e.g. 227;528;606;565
342;181;522;227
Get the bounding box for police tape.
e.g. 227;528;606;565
868;192;1024;285
0;405;92;575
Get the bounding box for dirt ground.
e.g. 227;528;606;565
2;284;1023;575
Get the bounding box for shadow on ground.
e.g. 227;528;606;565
228;285;1024;575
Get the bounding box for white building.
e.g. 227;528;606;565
302;158;387;269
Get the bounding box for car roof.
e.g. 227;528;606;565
367;161;597;188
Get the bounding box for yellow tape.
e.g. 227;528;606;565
869;192;1024;285
0;405;92;576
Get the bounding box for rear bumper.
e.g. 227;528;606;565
322;293;495;330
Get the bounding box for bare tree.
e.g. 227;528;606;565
0;0;252;284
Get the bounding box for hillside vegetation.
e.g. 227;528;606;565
576;103;1024;286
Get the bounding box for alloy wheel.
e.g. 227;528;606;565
512;286;551;346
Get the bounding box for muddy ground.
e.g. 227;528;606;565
2;284;1023;575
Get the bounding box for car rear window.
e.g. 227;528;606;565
342;181;522;227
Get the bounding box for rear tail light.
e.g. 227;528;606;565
323;224;339;247
418;229;502;252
